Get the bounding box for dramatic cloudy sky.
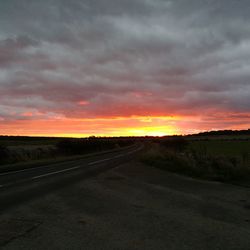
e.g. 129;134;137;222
0;0;249;136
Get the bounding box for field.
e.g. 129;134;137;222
141;136;250;183
189;140;250;157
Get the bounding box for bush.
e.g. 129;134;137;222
159;137;189;152
56;138;134;155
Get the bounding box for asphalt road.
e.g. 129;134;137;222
0;144;143;211
1;145;250;250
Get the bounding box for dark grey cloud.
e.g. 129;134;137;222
0;0;249;129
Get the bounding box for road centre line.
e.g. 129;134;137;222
1;147;142;182
87;158;113;166
0;148;137;177
32;166;80;180
32;154;126;179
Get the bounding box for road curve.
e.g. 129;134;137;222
1;157;250;250
0;144;143;211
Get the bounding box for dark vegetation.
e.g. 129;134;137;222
1;129;249;182
141;135;250;182
0;136;136;166
0;145;9;165
56;137;134;155
0;136;61;147
191;129;250;137
156;137;189;152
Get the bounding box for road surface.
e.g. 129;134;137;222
1;145;250;250
0;144;143;212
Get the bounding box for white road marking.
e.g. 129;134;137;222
88;146;142;163
1;145;143;183
0;146;139;177
32;151;130;179
112;154;125;159
88;158;112;166
32;166;80;180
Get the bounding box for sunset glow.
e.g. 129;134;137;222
0;0;249;137
1;113;248;137
0;116;180;137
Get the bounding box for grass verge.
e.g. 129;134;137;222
141;143;250;183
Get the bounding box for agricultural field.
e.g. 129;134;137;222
141;136;250;183
189;139;250;157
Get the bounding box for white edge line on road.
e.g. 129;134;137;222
32;166;80;180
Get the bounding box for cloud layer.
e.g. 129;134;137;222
0;0;249;135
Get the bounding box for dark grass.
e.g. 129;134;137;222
141;140;250;183
0;136;66;147
189;140;250;157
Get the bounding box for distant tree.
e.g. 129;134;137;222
193;129;250;136
55;138;134;155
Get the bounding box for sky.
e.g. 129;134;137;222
0;0;250;137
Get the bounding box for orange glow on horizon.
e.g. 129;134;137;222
0;115;182;137
0;114;249;137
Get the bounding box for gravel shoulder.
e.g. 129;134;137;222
1;161;250;250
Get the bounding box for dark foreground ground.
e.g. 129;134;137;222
1;161;250;250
